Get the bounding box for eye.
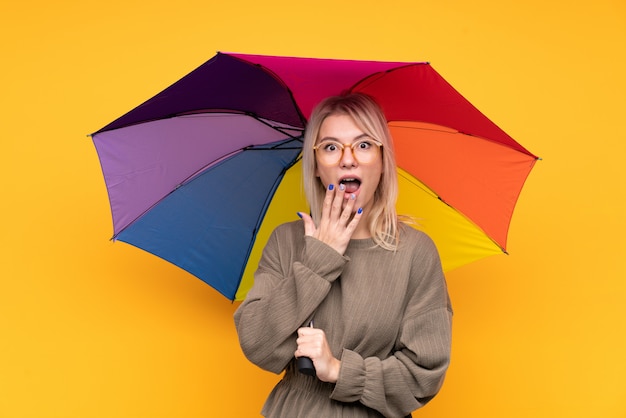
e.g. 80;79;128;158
355;140;373;150
321;141;340;152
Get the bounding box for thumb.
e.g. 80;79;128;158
298;212;316;236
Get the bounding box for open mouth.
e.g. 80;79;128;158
339;178;361;194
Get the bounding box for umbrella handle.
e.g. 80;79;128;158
297;356;316;376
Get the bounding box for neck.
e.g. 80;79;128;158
351;214;371;239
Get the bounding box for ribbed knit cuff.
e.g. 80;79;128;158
330;349;365;402
301;236;349;282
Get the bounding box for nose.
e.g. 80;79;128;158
339;144;357;167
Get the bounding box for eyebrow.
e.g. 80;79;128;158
318;133;371;143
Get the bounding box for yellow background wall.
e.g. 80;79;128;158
2;1;625;416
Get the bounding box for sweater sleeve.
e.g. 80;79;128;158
234;223;348;374
330;233;453;417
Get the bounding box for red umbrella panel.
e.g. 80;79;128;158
91;52;539;300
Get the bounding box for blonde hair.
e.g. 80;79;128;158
302;93;400;250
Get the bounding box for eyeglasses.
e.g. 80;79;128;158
313;138;383;166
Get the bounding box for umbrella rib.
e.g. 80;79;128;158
396;170;507;254
348;63;429;93
179;133;302;188
389;121;540;158
112;141;303;240
236;154;302;286
228;53;309;128
111;147;245;240
243;139;303;151
247;112;304;140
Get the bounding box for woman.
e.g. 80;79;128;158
234;93;452;417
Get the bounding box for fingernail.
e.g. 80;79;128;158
296;212;303;218
339;184;345;191
357;207;363;214
328;184;334;191
350;193;355;200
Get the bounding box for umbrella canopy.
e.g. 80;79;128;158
91;52;538;301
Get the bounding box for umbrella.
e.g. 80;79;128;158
91;52;538;301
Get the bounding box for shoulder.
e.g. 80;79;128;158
398;224;449;308
271;220;305;240
397;223;443;267
398;223;438;251
264;220;305;252
258;220;305;269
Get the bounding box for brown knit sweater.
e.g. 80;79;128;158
234;220;452;417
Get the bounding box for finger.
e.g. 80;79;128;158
321;184;335;221
340;193;357;221
297;326;318;337
346;206;364;232
297;334;323;351
330;184;345;218
298;212;316;236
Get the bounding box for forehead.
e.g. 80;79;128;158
318;114;366;142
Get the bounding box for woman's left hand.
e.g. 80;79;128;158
295;326;340;383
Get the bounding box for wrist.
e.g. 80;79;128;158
330;358;341;383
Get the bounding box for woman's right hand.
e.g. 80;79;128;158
299;184;362;255
296;325;340;383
